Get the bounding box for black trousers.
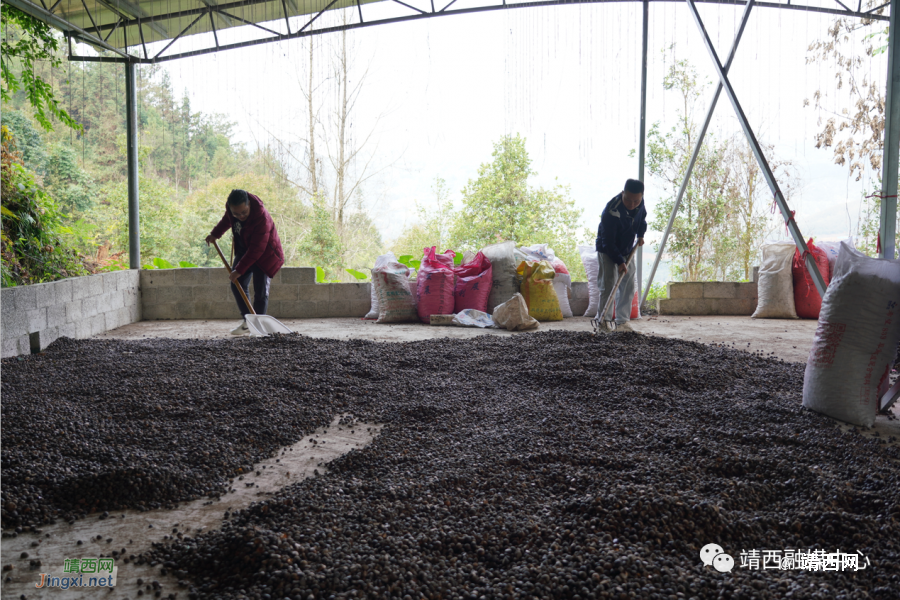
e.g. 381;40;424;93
230;251;270;317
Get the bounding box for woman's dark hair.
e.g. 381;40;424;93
227;189;249;206
624;179;644;194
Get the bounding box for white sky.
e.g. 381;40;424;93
92;1;891;278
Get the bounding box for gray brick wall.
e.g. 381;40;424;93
657;267;760;315
140;268;371;320
140;269;595;321
1;270;141;358
1;271;597;359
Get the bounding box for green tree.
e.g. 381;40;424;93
644;59;732;282
392;177;455;260
1;127;89;286
1;110;47;173
857;180;900;256
806;9;898;255
296;194;343;278
1;6;81;132
644;59;779;282
449;134;587;280
45;143;95;212
91;177;181;265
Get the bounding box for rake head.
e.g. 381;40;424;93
590;318;618;335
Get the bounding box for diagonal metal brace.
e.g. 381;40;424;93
685;0;826;298
643;0;755;306
881;378;900;413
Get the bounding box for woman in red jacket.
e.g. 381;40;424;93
206;189;285;335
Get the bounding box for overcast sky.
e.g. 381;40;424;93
103;0;890;278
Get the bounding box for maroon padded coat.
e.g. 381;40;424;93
210;193;285;278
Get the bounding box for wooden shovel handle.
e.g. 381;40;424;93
211;239;256;315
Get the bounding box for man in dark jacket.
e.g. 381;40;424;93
206;189;285;336
595;179;647;331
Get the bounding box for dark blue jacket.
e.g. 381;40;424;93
595;194;648;265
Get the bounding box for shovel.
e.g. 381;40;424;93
211;239;293;336
591;243;639;335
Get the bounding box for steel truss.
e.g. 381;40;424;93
3;0;890;64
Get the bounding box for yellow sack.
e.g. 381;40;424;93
516;260;563;321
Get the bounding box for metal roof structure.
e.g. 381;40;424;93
4;0;892;63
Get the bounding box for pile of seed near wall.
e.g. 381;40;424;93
3;332;899;600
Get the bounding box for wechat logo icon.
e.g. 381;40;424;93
700;543;734;573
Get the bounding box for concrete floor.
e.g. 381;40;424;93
0;417;382;599
96;315;819;363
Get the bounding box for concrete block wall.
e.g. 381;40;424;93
141;268;372;320
140;269;596;321
657;267;759;316
0;271;595;358
569;282;590;317
1;270;141;358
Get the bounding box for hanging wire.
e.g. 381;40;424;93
69;58;74;147
82;60;86;168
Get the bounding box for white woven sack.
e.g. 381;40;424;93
408;269;418;308
553;274;574;318
751;241;798;319
578;245;600;317
817;238;856;275
481;241;519;314
373;261;418;324
802;243;900;427
365;252;397;319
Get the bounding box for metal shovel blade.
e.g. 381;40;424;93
244;314;294;336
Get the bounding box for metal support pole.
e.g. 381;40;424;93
637;0;648;307
125;61;141;269
641;0;755;306
879;0;899;260
685;0;826;297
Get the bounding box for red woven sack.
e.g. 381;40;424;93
453;252;493;313
416;247;456;324
792;239;831;319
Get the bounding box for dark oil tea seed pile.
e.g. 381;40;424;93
3;332;898;600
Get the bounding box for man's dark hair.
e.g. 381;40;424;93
624;179;644;194
227;189;249;206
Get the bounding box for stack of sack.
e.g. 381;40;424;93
753;238;854;320
368;247;496;324
367;241;580;327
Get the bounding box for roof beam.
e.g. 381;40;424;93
199;0;234;28
94;0;168;38
47;0;890;62
4;0;134;58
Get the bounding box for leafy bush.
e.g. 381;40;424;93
643;282;668;303
1;126;90;286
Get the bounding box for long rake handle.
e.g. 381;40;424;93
598;244;639;323
212;239;256;316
